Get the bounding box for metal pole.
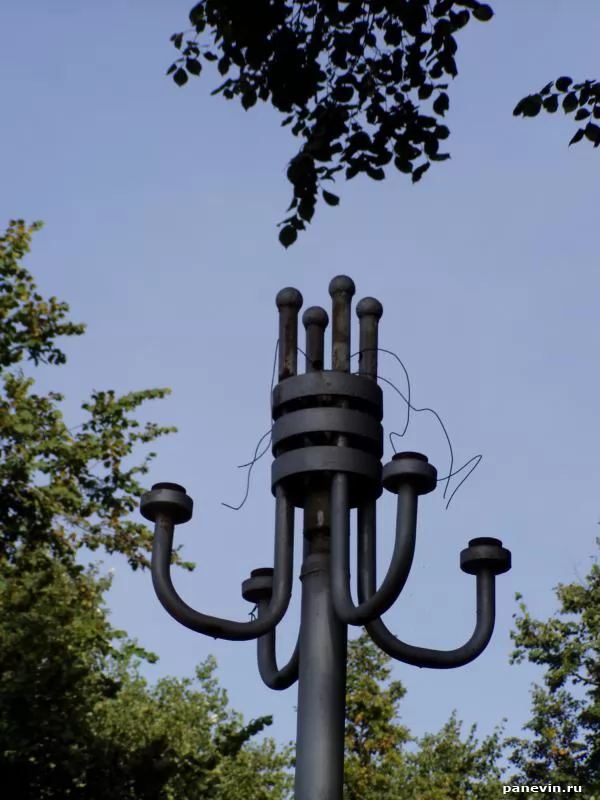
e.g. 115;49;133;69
295;492;347;800
294;301;347;799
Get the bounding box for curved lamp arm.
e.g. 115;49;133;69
142;482;295;641
331;474;418;625
331;453;438;625
361;536;511;669
256;596;300;690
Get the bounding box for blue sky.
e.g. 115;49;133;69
2;0;599;755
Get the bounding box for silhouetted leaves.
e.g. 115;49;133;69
555;76;573;92
433;92;450;116
584;122;600;146
170;0;497;245
186;58;202;75
472;3;493;21
569;128;585;146
515;77;600;151
513;94;542;118
542;94;559;113
173;67;188;87
323;190;340;206
412;162;431;182
563;92;578;113
279;225;297;248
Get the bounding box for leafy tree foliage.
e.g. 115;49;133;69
0;544;293;799
168;0;495;246
507;538;600;794
0;220;190;571
403;712;505;800
342;632;504;799
344;632;410;797
514;78;600;149
0;218;293;798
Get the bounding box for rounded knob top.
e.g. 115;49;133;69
302;306;329;328
328;275;356;297
356;297;383;320
276;287;303;310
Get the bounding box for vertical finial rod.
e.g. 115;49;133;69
328;276;356;372
275;287;303;381
302;306;329;373
356;297;383;380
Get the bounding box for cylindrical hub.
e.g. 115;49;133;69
271;278;386;509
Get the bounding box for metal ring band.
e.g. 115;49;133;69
271;408;383;457
271;446;382;508
272;372;383;420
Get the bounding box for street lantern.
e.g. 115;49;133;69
140;275;511;800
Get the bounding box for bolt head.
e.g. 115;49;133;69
460;537;511;576
140;483;193;525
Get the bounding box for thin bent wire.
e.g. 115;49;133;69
222;341;481;511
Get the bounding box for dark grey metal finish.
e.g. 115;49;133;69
272;371;383;420
331;472;418;625
295;552;347;799
140;275;512;800
146;484;295;640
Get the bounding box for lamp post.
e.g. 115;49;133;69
140;275;511;800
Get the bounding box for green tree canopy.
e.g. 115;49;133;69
0;543;293;799
0;220;190;571
0;218;293;798
343;632;505;799
507;538;600;794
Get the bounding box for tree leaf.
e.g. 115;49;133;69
170;33;183;50
584;122;600;144
241;89;257;110
568;128;585;146
542;95;559;113
322;190;340;206
472;4;494;22
185;58;202;76
513;94;542;117
433;92;450;116
555;76;573;93
562;93;578;113
173;68;188;87
412;162;430;183
279;225;297;248
366;166;385;181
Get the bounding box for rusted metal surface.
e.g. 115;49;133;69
276;287;303;381
356;296;383;381
302;305;328;373
328;275;355;373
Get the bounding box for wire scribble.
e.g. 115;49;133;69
223;340;481;511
